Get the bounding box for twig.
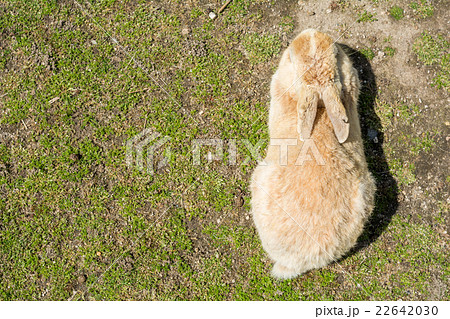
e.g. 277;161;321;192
218;0;232;14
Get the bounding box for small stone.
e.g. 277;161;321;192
378;51;385;58
209;11;217;19
326;9;332;14
307;11;315;16
91;40;97;45
78;274;87;284
181;28;190;35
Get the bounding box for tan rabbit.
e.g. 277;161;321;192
250;29;376;279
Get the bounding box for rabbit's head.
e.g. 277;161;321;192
288;29;350;143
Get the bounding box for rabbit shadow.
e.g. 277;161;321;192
338;44;399;257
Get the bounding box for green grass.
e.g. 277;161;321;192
384;46;396;57
409;132;436;156
279;16;294;33
413;32;450;91
374;97;393;130
360;48;375;60
396;131;436;158
389;6;404;20
396;103;420;124
357;10;378;23
409;0;434;18
242;32;281;65
0;0;448;301
388;158;416;187
352;215;448;299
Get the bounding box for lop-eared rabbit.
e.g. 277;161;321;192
250;29;376;279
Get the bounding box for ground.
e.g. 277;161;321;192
0;0;448;300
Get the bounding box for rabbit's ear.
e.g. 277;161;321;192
322;84;349;143
297;86;319;141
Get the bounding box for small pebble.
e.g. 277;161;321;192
209;12;217;20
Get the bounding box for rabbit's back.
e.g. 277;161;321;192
251;108;374;273
250;29;375;278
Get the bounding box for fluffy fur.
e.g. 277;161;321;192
250;29;376;279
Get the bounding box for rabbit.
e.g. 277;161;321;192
250;29;376;280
